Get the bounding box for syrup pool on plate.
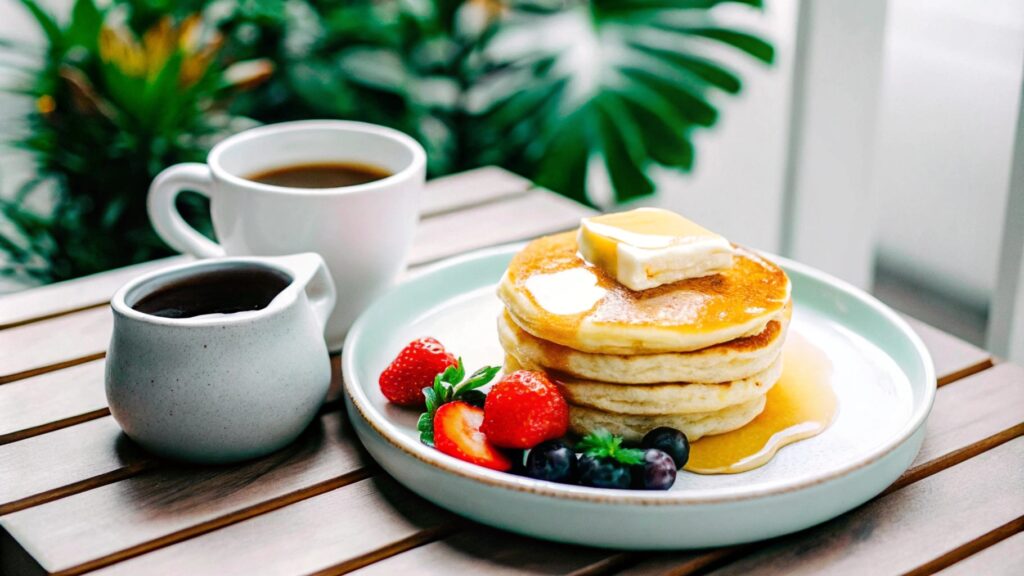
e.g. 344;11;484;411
684;332;837;474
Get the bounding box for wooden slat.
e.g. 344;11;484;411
0;360;107;444
896;363;1024;489
347;529;629;576
419;166;533;217
903;314;994;385
0;257;186;330
410;188;595;266
701;438;1024;576
0;413;368;575
88;476;454;576
0;417;153;515
0;166;527;333
0;306;110;384
935;531;1024;575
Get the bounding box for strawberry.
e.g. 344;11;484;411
433;401;512;471
379;337;457;406
482;370;569;449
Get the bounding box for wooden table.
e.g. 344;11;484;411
1;167;1021;575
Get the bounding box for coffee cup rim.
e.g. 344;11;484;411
207;120;427;196
111;257;304;327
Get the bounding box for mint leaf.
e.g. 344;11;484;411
577;429;644;465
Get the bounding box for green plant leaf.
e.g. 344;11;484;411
479;0;772;204
666;26;775;64
17;0;63;52
67;0;103;52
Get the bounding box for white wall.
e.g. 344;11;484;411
872;0;1024;309
654;0;798;256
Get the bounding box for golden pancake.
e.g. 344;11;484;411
536;355;782;415
497;304;790;384
568;395;767;442
497;232;791;354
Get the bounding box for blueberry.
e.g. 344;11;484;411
632;449;677;490
524;440;578;484
641;427;690;469
578;455;632;489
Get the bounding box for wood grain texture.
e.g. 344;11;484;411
0;360;108;444
0;413;368;575
410;189;596;266
893;363;1024;491
346;529;630;576
88;476;454;576
0;417;153;515
935;530;1024;576
703;438;1024;576
903;315;994;385
0;257;187;330
0;306;110;384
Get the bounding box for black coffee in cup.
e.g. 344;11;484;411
246;162;391;188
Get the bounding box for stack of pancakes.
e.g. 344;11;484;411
497;232;792;442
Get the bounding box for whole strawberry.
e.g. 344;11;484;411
482;370;569;449
379;337;457;406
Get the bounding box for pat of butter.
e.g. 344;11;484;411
577;208;734;291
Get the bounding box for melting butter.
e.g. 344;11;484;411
684;332;837;474
524;268;607;315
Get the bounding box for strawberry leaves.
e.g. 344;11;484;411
577;429;645;466
417;359;500;446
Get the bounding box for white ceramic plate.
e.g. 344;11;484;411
342;244;935;549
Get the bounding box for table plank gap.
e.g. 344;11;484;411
612;547;750;576
84;476;456;576
61;468;375;576
935;529;1024;575
0;408;111;446
419;167;533;218
905;516;1024;576
310;523;463;576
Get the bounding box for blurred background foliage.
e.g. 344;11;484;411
0;0;772;284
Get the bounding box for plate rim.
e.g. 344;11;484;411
342;243;936;505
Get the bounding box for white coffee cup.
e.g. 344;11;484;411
148;120;426;350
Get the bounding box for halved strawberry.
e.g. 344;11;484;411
433;401;512;471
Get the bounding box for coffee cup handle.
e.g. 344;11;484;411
147;163;225;258
271;253;337;334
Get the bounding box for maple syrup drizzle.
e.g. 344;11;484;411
684;333;836;474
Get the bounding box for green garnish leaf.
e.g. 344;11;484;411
577;429;644;465
417;358;501;446
417;411;435;446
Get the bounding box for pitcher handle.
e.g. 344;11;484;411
270;253;336;333
147;163;225;258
